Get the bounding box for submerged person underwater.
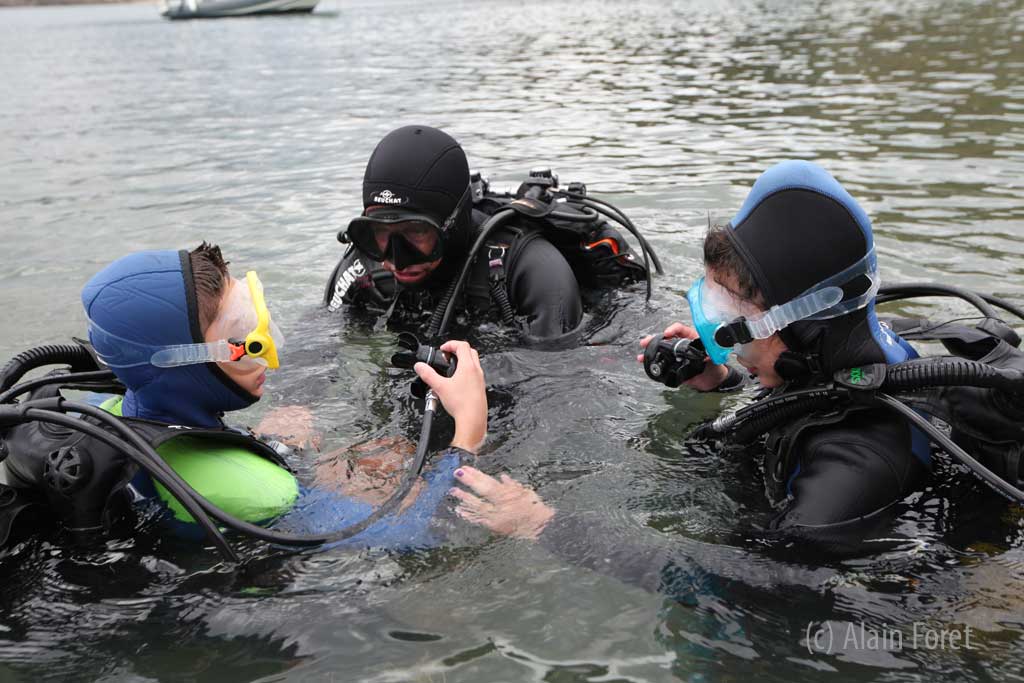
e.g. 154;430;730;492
0;243;488;553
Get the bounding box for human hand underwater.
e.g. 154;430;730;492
449;466;555;539
255;405;320;450
414;340;487;454
314;436;424;510
638;321;730;392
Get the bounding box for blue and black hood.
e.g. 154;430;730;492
81;250;256;427
726;161;916;380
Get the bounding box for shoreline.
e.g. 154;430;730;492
0;0;141;6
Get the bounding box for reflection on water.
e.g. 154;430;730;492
0;0;1022;680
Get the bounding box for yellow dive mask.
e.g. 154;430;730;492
90;271;285;370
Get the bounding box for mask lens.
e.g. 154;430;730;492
206;278;257;343
346;219;387;261
346;216;442;266
686;277;743;365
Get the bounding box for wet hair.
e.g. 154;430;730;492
189;242;230;331
702;225;764;307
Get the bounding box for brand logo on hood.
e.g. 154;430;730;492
372;189;406;205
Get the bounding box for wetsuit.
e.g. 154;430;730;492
711;163;933;553
325;207;585;342
0;249;467;551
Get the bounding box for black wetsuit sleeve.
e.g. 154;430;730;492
538;512;672;592
505;237;583;340
535;509;832;596
712;366;748;392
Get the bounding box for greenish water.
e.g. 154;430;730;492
0;0;1023;680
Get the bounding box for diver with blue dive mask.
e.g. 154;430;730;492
447;161;938;558
636;160;931;553
0;244;488;558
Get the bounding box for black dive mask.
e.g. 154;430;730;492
345;215;444;269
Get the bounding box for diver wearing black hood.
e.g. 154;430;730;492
640;161;931;554
324;125;648;343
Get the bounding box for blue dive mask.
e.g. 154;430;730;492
686;248;880;365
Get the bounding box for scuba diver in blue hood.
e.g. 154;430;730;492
0;244;489;558
447;161;1024;563
445;160;1024;561
633;160;932;549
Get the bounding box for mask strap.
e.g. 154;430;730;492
729;247;879;342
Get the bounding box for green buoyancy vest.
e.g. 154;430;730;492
102;398;299;524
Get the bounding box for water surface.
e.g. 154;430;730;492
1;0;1023;680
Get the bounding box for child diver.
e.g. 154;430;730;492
0;244;487;552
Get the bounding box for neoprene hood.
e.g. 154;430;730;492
726;161;916;379
82;250;257;427
360;125;473;255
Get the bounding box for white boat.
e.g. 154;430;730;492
161;0;317;19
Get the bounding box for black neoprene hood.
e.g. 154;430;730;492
722;161;902;378
361;125;471;233
726;188;869;309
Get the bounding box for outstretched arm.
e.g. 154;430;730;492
449;466;832;595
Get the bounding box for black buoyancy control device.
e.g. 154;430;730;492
428;168;664;338
694;282;1024;504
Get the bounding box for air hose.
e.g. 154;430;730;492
0;369;443;561
884;358;1024;393
429;208;517;338
0;344;101;393
703;357;1024;445
490;279;517;327
877;282;1024;344
694;360;1024;503
579;197;660;301
428;184;663;336
875;393;1024;504
877;283;999;319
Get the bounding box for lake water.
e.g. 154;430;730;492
1;0;1023;680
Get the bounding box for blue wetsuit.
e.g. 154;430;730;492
275;450;460;549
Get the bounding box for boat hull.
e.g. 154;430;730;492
162;0;318;20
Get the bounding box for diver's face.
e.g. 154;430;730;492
381;257;442;285
706;268;789;388
205;281;266;398
376;221;443;285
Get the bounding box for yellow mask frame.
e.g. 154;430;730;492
242;271;280;370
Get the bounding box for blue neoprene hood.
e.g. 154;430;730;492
731;160;874;242
81;250;256;427
725;160;912;366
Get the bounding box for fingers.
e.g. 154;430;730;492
449;484;495;526
454;505;493;527
453;465;501;499
438;340;483;380
664;322;698;340
440;339;475;363
448;486;483;506
413;361;443;390
439;339;465;354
